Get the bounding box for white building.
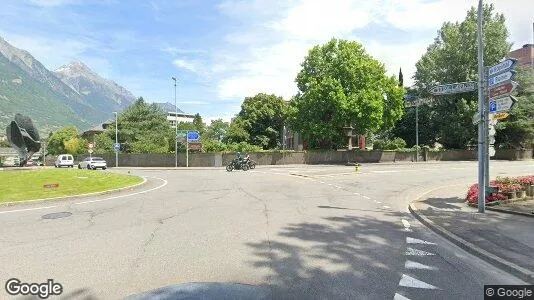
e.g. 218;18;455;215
167;111;196;127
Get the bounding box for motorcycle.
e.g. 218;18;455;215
226;158;249;172
243;155;256;169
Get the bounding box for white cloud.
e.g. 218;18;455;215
212;0;534;101
162;46;207;56
173;59;200;74
180;100;211;105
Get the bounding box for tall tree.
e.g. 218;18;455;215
287;38;405;149
495;66;534;149
47;126;79;155
398;68;404;87
103;97;173;153
413;4;511;149
192;113;206;135
229;93;286;149
205;118;230;142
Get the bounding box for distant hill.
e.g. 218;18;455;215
153;102;184;113
0;36;136;134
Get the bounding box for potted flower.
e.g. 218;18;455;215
499;183;523;200
519;176;534;197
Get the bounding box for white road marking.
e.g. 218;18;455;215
335;186;343;189
402;219;411;229
406;247;435;256
405;260;438;270
362;195;370;199
74;177;168;205
393;293;412;300
407;237;436;245
383;205;391;209
398;274;439;289
373;170;400;173
0;205;58;215
353;192;361;196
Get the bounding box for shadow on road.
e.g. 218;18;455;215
421;197;464;210
247;213;406;299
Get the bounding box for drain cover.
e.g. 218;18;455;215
42;212;72;220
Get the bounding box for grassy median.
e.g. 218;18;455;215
0;168;143;203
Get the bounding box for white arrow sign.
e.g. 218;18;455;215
488;96;517;113
488;70;516;87
429;81;477;95
488;58;517;77
472;111;481;125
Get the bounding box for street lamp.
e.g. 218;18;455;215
113;111;118;167
172;77;177;167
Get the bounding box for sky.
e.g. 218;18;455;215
0;0;533;124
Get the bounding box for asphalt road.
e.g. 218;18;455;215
0;161;532;299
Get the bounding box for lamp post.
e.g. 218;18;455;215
114;112;118;168
172;77;177;167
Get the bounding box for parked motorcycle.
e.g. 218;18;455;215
226;159;249;172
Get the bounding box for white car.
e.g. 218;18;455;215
55;154;74;168
78;157;107;170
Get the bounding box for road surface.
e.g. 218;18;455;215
0;161;531;299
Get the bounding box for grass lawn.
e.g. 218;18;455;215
0;168;143;203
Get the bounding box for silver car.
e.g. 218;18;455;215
78;157;107;170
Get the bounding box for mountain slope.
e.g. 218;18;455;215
153;102;184;113
55;61;135;113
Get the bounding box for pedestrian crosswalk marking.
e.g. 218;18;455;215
393;293;412;300
398;274;439;289
406;247;435;256
407;237;435;245
405;260;438;270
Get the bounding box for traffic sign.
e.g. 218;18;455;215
188;142;202;150
489;136;495;145
114;143;120;151
488;70;516;87
489;81;518;98
489;125;496;135
88;148;93;154
472;111;481;125
489;146;496;157
491;112;510;120
88;143;94;149
487;58;517;77
429;81;477;95
488;96;517;113
187;131;200;142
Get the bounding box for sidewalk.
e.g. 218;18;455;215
410;184;534;283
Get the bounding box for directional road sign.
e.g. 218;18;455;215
489;146;496;157
491;112;510;120
488;70;516;87
488;96;517;114
88;148;93;154
429;81;477;95
488;58;517;77
187;131;200;142
489;81;518;98
114;143;120;151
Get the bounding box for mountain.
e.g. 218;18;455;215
55;61;135;113
153;102;184;113
0;36;136;134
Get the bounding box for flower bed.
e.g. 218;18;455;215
465;176;532;205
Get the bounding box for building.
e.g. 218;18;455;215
507;44;534;68
166;111;195;127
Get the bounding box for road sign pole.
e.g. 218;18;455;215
484;67;490;193
415;100;419;162
186;139;189;168
477;0;486;213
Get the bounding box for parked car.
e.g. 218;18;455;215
54;154;74;168
78;157;107;170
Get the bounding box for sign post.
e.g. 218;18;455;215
186;131;200;168
476;0;485;213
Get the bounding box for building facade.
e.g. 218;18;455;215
166;111;195;127
507;44;534;68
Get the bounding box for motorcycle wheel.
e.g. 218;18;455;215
242;164;250;171
249;162;256;169
226;164;234;172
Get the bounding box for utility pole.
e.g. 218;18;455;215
476;0;486;213
415;99;419;162
114;112;118;168
172;77;177;167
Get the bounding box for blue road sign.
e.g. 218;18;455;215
114;143;121;151
489;101;497;113
187;131;200;142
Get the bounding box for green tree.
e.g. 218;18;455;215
413;4;511;149
205;118;230;142
103;97;173;153
0;139;10;147
398;68;404;87
47;126;79;155
192;113;206;135
230;93;286;149
225;118;250;144
64;137;87;155
94;133;114;154
287;38;405;149
495;66;534;149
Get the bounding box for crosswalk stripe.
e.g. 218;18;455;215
393;293;412;300
406;247;435;256
407;237;436;245
398;274;439;289
405;260;438;270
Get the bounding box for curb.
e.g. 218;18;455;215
409;202;534;283
486;206;534;218
0;176;147;208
